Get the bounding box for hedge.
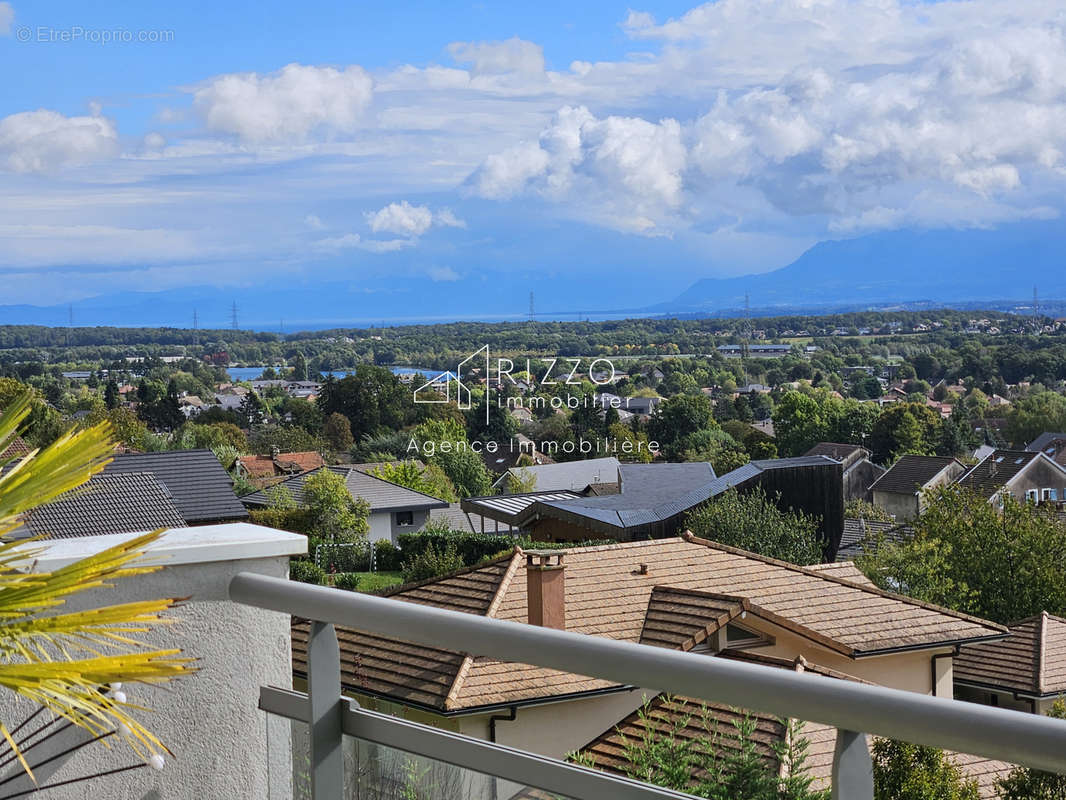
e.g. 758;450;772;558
395;531;615;569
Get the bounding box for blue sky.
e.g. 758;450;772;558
1;0;1064;315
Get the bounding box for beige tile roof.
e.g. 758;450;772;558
570;652;1011;798
954;611;1066;697
805;561;878;589
638;587;745;651
293;535;1005;712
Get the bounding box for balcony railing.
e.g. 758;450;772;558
229;571;1066;800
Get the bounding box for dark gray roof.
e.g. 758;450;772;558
20;472;187;539
241;466;449;512
804;442;867;462
1026;433;1066;455
514;459;830;535
956;450;1046;498
835;518;913;562
868;455;961;495
105;449;248;524
462;490;584;525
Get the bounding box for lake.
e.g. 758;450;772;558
226;366;435;381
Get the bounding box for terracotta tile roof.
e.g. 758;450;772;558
238;455;278;479
869;455;962;495
638;587;745;651
954;611;1066;697
274;451;325;473
294;536;1005;712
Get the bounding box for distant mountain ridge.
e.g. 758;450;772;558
0;218;1063;329
668;218;1066;312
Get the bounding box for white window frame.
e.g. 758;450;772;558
1025;489;1040;504
1042;488;1058;502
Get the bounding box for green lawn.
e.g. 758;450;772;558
346;571;403;593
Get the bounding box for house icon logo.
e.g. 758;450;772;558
413;345;489;413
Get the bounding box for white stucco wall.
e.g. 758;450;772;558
0;524;306;800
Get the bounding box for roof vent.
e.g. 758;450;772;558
636;563;649;575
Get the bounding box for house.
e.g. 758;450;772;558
480;433;553;477
572;651;1012;798
1025;432;1066;466
104;449;249;525
291;535;1006;779
596;393;661;417
954;612;1066;715
956;450;1066;506
235;449;326;489
868;455;966;520
804;442;885;502
512;457;845;559
461;490;586;535
10;472;187;540
493;457;620;493
240;465;448;544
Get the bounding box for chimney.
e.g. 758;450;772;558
525;551;565;629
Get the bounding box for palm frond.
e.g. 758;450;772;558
0;391;195;781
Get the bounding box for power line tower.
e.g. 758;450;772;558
230;301;239;331
66;304;73;348
192;309;199;348
528;291;535;323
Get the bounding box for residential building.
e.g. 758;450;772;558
804;442;885;502
835;517;913;562
956;450;1066;506
1026;432;1066;466
868;455;967;520
511;458;845;558
235;449;326;489
103;449;249;525
461;490;586;535
240;465;448;544
291;535;1006;786
493;457;621;493
954;612;1066;715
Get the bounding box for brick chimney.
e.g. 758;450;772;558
525;551;565;629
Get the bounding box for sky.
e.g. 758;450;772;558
1;0;1065;319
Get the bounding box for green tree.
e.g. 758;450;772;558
772;392;829;457
575;695;827;800
871;739;978;800
1006;391;1066;448
857;486;1066;624
648;395;719;461
318;367;413;441
323;412;355;452
371;460;458;503
869;404;942;464
997;700;1066;799
302;469;370;545
104;379;120;409
411;419;495;498
685;487;824;565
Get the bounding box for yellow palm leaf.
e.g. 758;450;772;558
0;391;195;781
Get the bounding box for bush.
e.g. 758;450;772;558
402;541;465;583
315;540;371;573
397;529;517;567
249;507;314;535
374;539;403;571
289;560;326;585
333;572;360;591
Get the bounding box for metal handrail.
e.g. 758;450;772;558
230;571;1066;794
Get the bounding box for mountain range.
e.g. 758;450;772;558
2;218;1063;330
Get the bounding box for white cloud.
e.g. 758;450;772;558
314;232;413;253
447;37;545;76
428;266;460;281
0;110;119;173
468;105;686;234
365;201;466;238
193;63;373;144
304;214;325;230
0;2;13;36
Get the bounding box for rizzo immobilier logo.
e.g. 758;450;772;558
413;345;618;422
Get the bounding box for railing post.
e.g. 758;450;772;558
831;729;873;800
308;621;343;799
